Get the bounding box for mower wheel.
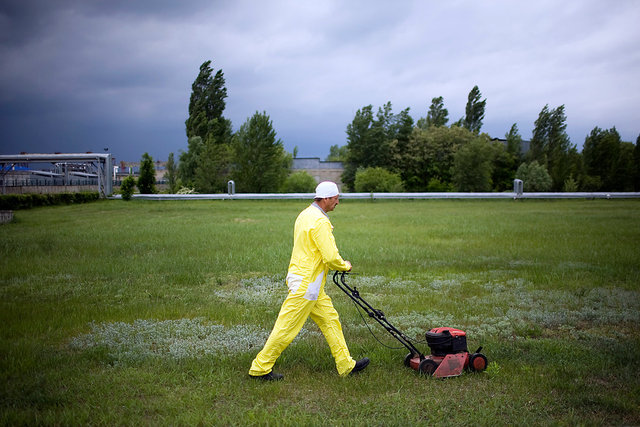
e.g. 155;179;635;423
404;353;415;368
418;359;438;376
468;353;488;372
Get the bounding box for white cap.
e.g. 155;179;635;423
315;181;339;199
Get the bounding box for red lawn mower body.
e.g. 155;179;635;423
405;327;488;378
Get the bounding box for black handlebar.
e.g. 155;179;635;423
332;270;424;358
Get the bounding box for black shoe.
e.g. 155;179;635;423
252;371;284;381
350;357;370;375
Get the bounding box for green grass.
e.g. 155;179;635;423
1;199;639;425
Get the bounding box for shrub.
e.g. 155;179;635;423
354;167;404;192
59;193;74;204
281;171;317;193
0;192;100;210
426;178;453;192
120;176;137;201
515;161;552;192
563;175;579;192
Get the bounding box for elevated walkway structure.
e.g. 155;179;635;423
0;153;113;197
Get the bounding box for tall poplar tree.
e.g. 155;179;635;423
185;60;229;141
417;96;449;129
181;60;233;191
529;104;572;190
529;105;551;163
505;123;523;162
463;85;486;134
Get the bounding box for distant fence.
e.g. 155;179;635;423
112;192;640;201
0;178;100;196
1;178;99;187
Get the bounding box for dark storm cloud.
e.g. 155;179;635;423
0;0;211;159
1;0;639;162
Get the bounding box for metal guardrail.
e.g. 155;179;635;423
111;192;640;201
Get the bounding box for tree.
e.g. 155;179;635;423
326;144;348;162
417;96;448;129
529;105;550;163
367;102;395;168
181;60;233;192
547;105;572;190
185;60;228;141
529;104;572;190
342;102;413;190
463;85;486;134
164;152;178;193
581;126;636;191
232;111;291;193
614;141;636;191
505;123;523;162
137;152;156;194
354;167;404;192
281;171;317;193
178;136;204;187
566;146;585;191
195;142;233;193
388;107;414;173
452;136;493;192
515;161;552;192
401;125;476;191
343;105;375;190
490;140;517;192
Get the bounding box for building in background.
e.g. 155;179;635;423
292;157;344;190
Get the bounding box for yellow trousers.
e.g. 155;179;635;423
249;287;356;377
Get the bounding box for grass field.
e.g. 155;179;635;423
1;198;639;425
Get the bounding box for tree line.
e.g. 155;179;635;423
163;60;296;194
340;94;639;193
158;60;640;194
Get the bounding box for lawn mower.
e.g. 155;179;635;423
333;271;488;378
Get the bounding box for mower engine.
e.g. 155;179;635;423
405;327;488;378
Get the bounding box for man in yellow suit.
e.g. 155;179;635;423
249;181;369;381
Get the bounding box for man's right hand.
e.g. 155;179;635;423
345;261;352;272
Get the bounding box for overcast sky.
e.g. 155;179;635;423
1;0;639;162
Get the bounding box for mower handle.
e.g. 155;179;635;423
331;270;424;359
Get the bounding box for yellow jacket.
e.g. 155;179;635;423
286;203;350;300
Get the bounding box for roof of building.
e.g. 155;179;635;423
292;157;343;170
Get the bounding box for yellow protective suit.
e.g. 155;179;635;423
249;202;356;377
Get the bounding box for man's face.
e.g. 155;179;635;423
324;195;340;212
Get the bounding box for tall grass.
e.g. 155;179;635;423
1;199;639;425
